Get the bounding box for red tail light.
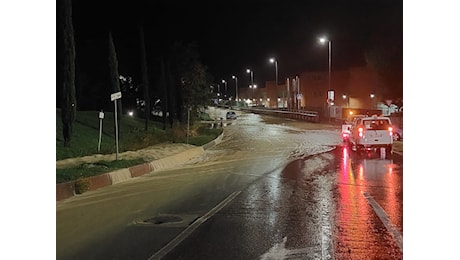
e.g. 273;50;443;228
388;126;393;136
358;127;363;137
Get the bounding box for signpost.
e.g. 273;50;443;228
98;110;104;152
111;92;122;160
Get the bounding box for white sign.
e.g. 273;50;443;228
99;112;104;119
111;91;122;101
327;90;335;101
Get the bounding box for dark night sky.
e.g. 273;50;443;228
70;0;402;90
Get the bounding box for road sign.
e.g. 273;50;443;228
111;91;122;101
110;92;122;160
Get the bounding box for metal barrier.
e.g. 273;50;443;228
240;107;320;123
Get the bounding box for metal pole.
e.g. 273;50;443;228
328;40;331;91
296;76;300;110
187;107;190;144
286;78;290;109
252;71;254;101
98;110;103;152
235;77;238;107
114;101;119;160
275;61;278;86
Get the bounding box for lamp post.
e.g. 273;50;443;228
269;58;280;108
232;75;238;107
250;84;257;103
222;79;227;99
342;94;349;108
370;93;375;109
246;68;254;87
319;37;332;92
246;68;254;99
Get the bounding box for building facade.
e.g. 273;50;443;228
237;65;397;118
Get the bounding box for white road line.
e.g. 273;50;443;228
147;191;242;260
363;192;403;253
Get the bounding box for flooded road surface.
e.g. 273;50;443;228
333;147;403;259
163;146;403;260
57;108;402;259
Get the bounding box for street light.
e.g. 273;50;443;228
319;37;332;93
342;94;349;108
269;58;278;86
249;84;257;101
246;68;254;100
370;93;375;109
269;58;280;107
222;79;227;98
246;68;254;88
232;75;238;106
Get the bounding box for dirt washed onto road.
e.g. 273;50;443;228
56;143;196;169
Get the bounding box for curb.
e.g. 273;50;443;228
56;131;225;202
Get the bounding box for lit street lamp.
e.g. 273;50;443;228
246;68;255;100
246;68;254;88
342;94;349;108
370;93;375;108
269;58;281;107
250;84;257;100
269;58;278;86
222;79;227;98
319;37;332;94
232;75;238;106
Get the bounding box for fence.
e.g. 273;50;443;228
240;107;320;123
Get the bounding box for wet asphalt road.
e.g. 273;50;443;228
162;147;403;260
56;109;402;260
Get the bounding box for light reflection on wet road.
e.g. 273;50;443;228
57;108;402;260
334;147;403;259
165;143;403;260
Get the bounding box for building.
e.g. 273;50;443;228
237;65;399;119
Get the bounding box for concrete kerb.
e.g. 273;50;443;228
56;131;225;202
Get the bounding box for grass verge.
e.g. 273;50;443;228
56;109;222;183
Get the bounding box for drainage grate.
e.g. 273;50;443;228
133;214;199;228
144;215;183;225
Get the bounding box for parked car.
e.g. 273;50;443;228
349;115;394;153
226;111;237;120
341;114;366;143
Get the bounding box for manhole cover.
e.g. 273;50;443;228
133;214;199;228
144;215;183;225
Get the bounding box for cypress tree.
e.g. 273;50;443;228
108;31;122;132
59;0;77;147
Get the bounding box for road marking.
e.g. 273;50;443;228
363;192;403;253
259;236;314;259
147;191;241;260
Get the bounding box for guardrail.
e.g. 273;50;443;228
239;107;320;123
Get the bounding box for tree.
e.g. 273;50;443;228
160;57;169;130
58;0;77;147
364;3;402;100
180;61;213;121
108;31;122;127
139;24;150;131
166;42;213;123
